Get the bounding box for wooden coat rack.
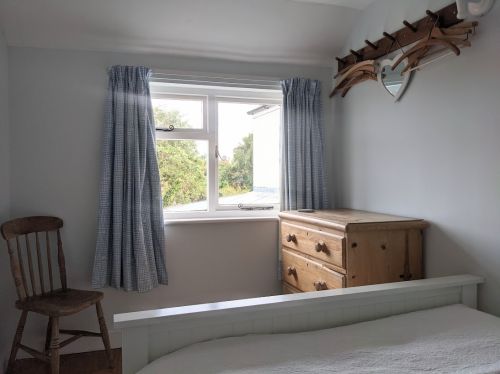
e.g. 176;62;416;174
336;3;463;72
331;3;465;98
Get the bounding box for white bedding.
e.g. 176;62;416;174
139;304;500;374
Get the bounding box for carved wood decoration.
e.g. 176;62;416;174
330;60;377;98
336;3;463;73
392;21;477;74
329;2;483;98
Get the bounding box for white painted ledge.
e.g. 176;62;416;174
164;216;279;225
114;274;484;329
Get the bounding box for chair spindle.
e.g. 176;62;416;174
46;231;54;292
16;236;30;297
25;234;38;295
56;230;67;290
35;232;46;294
6;240;26;300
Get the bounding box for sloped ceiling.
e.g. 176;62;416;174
292;0;375;10
0;0;372;66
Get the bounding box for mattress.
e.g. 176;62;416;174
139;304;500;374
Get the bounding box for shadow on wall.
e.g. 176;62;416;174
425;223;498;313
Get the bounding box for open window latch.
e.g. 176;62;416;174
156;124;174;132
238;203;274;211
215;145;227;161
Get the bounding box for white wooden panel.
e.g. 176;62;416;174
116;275;484;373
342;306;361;325
122;327;149;374
232;320;254;336
461;284;478;308
253;318;273;334
307;310;328;331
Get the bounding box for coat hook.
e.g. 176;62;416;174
364;39;378;50
382;32;396;42
350;49;363;60
426;10;439;20
403;20;418;33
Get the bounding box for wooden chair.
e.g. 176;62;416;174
1;216;113;374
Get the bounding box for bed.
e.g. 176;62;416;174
138;304;500;373
115;275;490;374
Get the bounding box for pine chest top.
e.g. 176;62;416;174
278;209;428;233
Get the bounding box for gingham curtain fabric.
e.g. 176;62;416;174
92;65;168;292
281;78;328;210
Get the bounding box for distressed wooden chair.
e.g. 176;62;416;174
1;216;113;374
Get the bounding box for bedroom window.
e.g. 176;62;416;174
151;82;282;219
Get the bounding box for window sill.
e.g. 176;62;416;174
164;215;279;225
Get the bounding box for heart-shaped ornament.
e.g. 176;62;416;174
377;53;412;102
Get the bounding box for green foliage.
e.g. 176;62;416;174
154;107;254;207
219;134;253;197
155;110;206;207
154;107;191;129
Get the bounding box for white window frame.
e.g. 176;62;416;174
151;82;283;220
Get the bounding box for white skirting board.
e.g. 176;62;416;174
114;275;484;374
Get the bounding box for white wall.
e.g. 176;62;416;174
5;46;332;360
334;1;500;315
0;27;8;219
0;28;13;369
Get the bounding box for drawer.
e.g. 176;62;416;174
281;221;345;269
282;282;302;294
281;248;345;292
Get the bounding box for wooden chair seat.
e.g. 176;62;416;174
16;289;104;317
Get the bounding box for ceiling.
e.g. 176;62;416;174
0;0;373;66
292;0;375;10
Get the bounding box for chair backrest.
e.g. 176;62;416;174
1;216;67;301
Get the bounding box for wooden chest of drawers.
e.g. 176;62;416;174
279;209;428;293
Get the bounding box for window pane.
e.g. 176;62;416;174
153;97;203;130
217;102;280;207
156;140;208;212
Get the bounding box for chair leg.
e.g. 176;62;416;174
45;317;53;353
49;317;60;374
6;310;28;374
96;301;114;368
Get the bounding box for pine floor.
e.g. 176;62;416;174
11;349;121;374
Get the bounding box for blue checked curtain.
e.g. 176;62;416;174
281;78;327;210
92;65;168;292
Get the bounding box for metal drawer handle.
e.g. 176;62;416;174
286;234;296;243
287;266;297;276
313;281;327;291
315;241;327;253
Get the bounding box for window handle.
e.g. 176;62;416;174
215;145;227;161
238;204;274;211
156;124;175;132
